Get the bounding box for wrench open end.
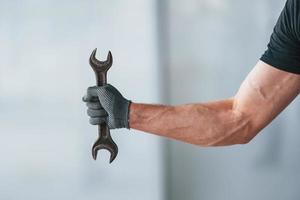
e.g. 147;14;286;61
92;143;118;163
89;48;113;72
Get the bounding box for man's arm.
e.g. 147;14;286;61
129;61;300;146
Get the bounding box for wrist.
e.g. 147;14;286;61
125;100;132;129
128;102;135;129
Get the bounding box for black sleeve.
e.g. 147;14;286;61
260;0;300;74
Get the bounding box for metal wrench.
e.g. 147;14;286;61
89;48;118;163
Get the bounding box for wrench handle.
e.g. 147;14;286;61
96;72;107;86
98;123;109;138
95;71;109;138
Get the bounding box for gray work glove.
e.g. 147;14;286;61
82;84;131;129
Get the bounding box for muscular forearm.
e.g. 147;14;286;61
129;61;300;146
129;99;252;146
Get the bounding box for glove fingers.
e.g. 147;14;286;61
82;95;98;103
86;101;102;109
89;117;107;125
87;108;107;117
82;94;94;102
87;86;100;97
83;86;100;102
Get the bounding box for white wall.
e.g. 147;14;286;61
0;1;164;199
165;0;300;199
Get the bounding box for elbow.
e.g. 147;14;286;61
230;95;263;145
222;107;260;146
237;134;254;145
238;132;259;145
239;125;262;145
204;123;258;147
232;112;260;145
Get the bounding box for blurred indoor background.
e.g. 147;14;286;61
0;0;299;200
